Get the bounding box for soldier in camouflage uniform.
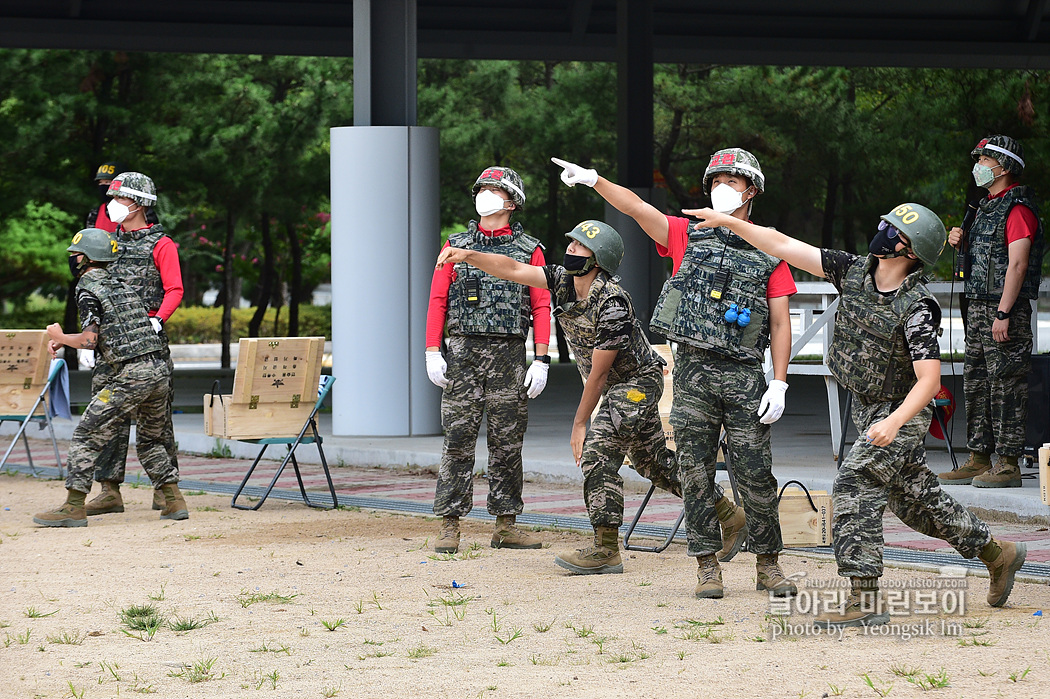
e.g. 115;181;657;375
692;202;1027;626
938;136;1044;489
424;167;552;553
437;220;682;574
554;152;798;600
83;172;184;517
34;228;189;528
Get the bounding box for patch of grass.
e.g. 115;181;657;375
67;682;85;699
250;640;292;655
46;630;84;645
24;606;58;619
169;656;223;684
529;654;559;666
236;589;299;608
861;673;893;698
889;664;920;678
119;604;164;642
196;505;220;512
567;622;594;638
1008;666;1031;682
906;668;950;691
494;626;524;645
407;644;437;659
184;490;207;496
168;612;220;632
206;441;232;458
496;658;512;667
826;683;843;696
321;618;347;632
962;617;988;629
147;585;166;601
532;618;556;633
321;685;342;698
958;635;996;647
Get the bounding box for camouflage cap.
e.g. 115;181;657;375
565;220;624;274
67;228;120;263
472;166;526;209
971;135;1025;176
106;171;157;208
880;203;945;268
93;161;126;182
703;148;765;194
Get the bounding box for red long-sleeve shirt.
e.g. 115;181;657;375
426;226;551;348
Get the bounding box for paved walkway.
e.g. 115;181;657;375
4;364;1049;582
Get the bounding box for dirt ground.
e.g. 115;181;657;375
2;473;1049;699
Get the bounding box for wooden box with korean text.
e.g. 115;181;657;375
203;337;325;440
0;330;51;416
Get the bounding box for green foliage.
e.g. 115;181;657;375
0;202;77;303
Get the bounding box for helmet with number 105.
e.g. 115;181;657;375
971;135;1025;176
471;166;526;209
565;220;624;274
703;148;765;194
879;203;945;268
106;171;157;208
67;228;120;263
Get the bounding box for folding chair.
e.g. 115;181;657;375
623;432;741;553
836;388;958;470
1;335;67;476
229;374;339;510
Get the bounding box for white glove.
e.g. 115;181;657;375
757;379;788;425
79;349;96;370
523;361;549;399
551;157;598;188
149;317;163;334
425;350;449;388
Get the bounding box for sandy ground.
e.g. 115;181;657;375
2;473;1049;699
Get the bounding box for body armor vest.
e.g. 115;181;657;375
553;271;662;387
650;227;779;363
78;268;164;367
826;255;938;403
965;186;1044;301
110;223;166;312
445;221;539;340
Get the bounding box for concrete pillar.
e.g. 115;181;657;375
330;127;441;436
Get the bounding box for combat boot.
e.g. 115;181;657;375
152;488;166;510
33;489;88;528
491;515;542;549
972;456;1022;488
979;538;1027;607
715;496;748;562
158;483;189;521
756;553;798;597
937;453;991;485
695;554;724;599
434;516;460;554
554;527;623;575
814;577;888;628
85;481;124;516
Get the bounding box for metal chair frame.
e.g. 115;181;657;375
0;358;65;477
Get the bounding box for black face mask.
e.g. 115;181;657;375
563;253;596;276
869;221;910;258
97;183;111;203
68;255;86;279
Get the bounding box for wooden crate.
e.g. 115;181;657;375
0;330;50;387
0;384;47;417
203;336;326;440
778;486;833;546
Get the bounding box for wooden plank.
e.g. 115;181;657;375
0;384;47;417
230;336;325;405
203;394;315;440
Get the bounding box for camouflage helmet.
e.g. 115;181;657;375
879;203;945;268
472;166;526;209
106;171;157;208
67;228;120;263
703;148;765;194
971;135;1025;176
93;161;126;182
565;220;624;274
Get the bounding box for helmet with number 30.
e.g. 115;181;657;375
703;148;765;194
565;220;624;274
879;203;945;268
68;228;120;263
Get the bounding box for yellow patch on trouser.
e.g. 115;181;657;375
97;388;112;403
625;389;646;403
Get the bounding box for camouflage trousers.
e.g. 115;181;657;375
90;327;178;483
433;336;529;518
670;346;782;557
834;398;991;579
581;364;681;529
964;300;1033;457
67;355;178;494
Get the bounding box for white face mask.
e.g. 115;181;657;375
475;189;509;217
107;199;134;224
710;183;749;214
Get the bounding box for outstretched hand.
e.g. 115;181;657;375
680;207;735;230
551;157;598;188
436;246;469;270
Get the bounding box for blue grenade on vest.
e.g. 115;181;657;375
724;303;751;327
